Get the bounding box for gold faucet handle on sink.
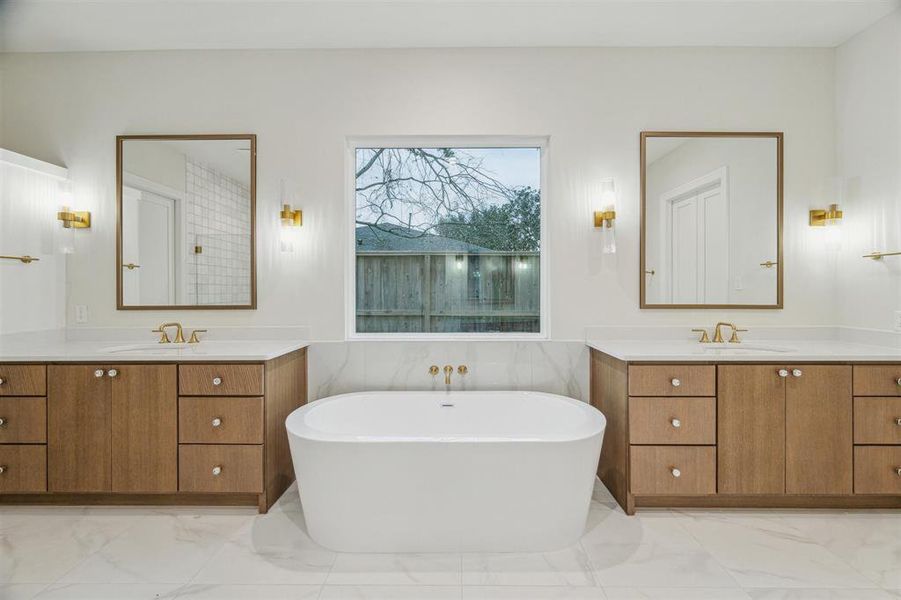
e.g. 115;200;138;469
188;329;207;344
691;328;711;343
729;328;748;343
152;327;171;344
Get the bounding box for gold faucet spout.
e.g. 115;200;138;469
712;322;736;344
155;322;185;344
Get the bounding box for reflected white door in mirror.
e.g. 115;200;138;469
641;132;783;309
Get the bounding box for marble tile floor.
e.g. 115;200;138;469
1;481;899;600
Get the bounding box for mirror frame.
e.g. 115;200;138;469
639;130;783;310
116;133;257;310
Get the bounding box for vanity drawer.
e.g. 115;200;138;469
179;397;263;444
0;397;46;443
179;364;264;396
0;445;47;493
853;366;901;396
0;365;46;396
628;365;716;397
854;446;901;495
178;444;263;493
630;445;716;495
854;397;901;444
629;397;716;445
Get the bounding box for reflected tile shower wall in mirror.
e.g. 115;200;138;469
642;133;782;308
118;136;255;308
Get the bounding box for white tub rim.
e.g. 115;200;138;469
285;390;606;444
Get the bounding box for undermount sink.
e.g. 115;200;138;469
102;343;191;354
701;344;793;354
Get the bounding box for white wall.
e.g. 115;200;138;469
835;10;901;334
0;151;68;334
0;47;837;340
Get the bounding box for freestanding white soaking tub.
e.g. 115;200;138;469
286;391;605;552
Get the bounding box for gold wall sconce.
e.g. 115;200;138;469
57;207;91;229
280;204;303;227
809;204;843;227
593;209;616;228
594;178;617;254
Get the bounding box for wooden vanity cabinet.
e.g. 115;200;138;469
591;350;896;514
784;365;852;495
48;364;177;493
3;347;307;512
718;364;852;496
717;365;786;495
48;365;114;492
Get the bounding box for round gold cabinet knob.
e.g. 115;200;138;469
777;369;789;378
212;377;222;386
792;369;803;377
671;467;682;478
0;465;6;475
671;378;681;387
107;369;118;378
211;417;222;428
212;466;222;476
0;377;5;386
0;417;6;427
671;418;681;428
94;369;105;378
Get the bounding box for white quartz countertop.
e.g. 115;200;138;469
0;338;310;362
586;339;901;362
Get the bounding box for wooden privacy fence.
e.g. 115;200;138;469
356;251;540;333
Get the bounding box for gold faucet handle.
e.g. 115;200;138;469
428;365;439;376
691;329;711;343
729;328;748;343
188;329;207;344
152;328;171;344
457;365;469;375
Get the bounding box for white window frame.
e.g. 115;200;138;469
345;135;549;341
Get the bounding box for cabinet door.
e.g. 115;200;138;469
785;365;852;494
48;365;111;492
718;365;785;494
111;364;177;493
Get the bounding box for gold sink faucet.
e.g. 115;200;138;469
711;322;747;343
153;322;185;344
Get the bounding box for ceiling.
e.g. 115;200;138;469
1;0;898;53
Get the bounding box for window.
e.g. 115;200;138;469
350;140;545;337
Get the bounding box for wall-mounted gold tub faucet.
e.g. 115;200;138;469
429;365;469;385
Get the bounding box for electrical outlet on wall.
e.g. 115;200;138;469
894;310;901;332
75;305;88;324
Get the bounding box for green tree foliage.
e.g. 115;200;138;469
436;187;540;252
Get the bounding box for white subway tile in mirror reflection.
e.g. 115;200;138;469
2;481;899;599
307;341;589;402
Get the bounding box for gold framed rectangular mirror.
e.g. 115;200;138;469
116;134;256;310
640;131;783;309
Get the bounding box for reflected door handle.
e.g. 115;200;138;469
122;263;141;270
760;260;778;268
